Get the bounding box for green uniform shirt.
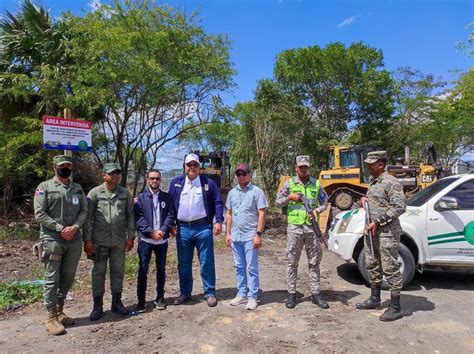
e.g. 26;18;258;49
84;183;135;246
34;177;88;241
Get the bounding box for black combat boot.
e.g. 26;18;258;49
311;294;329;309
111;293;129;315
286;293;296;309
356;285;382;310
379;292;402;322
89;296;103;321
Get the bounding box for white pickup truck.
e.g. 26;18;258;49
328;174;474;287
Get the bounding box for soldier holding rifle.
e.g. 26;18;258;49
357;151;406;322
276;155;330;310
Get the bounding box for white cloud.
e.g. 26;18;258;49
336;15;359;29
88;0;102;11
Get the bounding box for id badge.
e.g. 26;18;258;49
72;195;79;205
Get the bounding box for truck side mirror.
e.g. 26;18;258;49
434;196;459;211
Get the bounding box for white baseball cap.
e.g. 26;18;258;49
185;153;200;165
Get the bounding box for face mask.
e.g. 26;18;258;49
57;167;72;178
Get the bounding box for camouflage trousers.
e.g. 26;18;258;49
42;237;82;308
91;244;126;297
286;224;323;294
364;227;402;293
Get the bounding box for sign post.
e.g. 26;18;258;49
42;115;92;152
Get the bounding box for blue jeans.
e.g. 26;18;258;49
231;240;259;299
176;223;215;297
137;239;168;303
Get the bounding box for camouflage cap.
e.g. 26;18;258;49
103;162;122;174
53;155;73;166
364;151;387;164
296;155;310;167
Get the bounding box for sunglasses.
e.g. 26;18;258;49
107;170;121;176
149;177;161;181
186;162;200;168
236;172;248;177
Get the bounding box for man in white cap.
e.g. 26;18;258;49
276;155;330;309
168;153;224;307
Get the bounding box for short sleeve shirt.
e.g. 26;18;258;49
226;183;269;242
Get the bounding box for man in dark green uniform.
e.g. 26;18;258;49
34;155;88;335
356;151;406;322
83;163;135;321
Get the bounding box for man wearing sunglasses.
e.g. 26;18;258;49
134;169;174;312
84;163;135;321
168;153;224;307
276;155;330;310
225;164;268;310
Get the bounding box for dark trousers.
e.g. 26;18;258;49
136;239;168;303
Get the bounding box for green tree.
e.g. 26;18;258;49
384;67;446;162
274;42;394;151
0;0;73;222
66;1;235;193
425;69;474;169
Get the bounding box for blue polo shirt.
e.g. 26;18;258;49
226;182;269;242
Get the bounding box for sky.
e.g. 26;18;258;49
2;0;473;168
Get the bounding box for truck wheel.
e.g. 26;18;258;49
357;243;416;289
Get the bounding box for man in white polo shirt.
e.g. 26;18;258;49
168;154;224;307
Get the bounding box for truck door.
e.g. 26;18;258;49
426;180;474;262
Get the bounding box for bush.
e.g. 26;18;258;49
0;281;44;310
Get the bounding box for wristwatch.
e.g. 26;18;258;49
256;231;263;236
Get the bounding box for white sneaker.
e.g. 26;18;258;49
246;298;258;310
229;295;247;306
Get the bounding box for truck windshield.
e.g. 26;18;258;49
407;177;460;206
340;151;358;167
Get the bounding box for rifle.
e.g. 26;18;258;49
299;193;327;247
363;200;375;257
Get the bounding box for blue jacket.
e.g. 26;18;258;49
134;188;174;240
168;174;224;225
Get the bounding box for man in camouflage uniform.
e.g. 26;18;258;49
276;155;330;309
34;155;88;335
83;163;135;321
356;151;406;322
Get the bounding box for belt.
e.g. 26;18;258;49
178;217;209;227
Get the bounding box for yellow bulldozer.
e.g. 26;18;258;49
320;143;443;214
190;150;232;196
278;143;444;234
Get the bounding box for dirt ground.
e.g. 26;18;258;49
1;218;474;353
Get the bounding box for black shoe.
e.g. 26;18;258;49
206;296;218;307
154;297;167;310
135;302;147;313
89;296;103;321
286;293;296;309
356;285;382;310
311;294;329;309
380;293;402;322
173;295;192;305
111;293;130;315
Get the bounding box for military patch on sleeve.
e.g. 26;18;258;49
35;189;45;196
86;194;92;200
394;184;403;192
279;189;288;196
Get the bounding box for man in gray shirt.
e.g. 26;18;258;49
225;164;268;310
